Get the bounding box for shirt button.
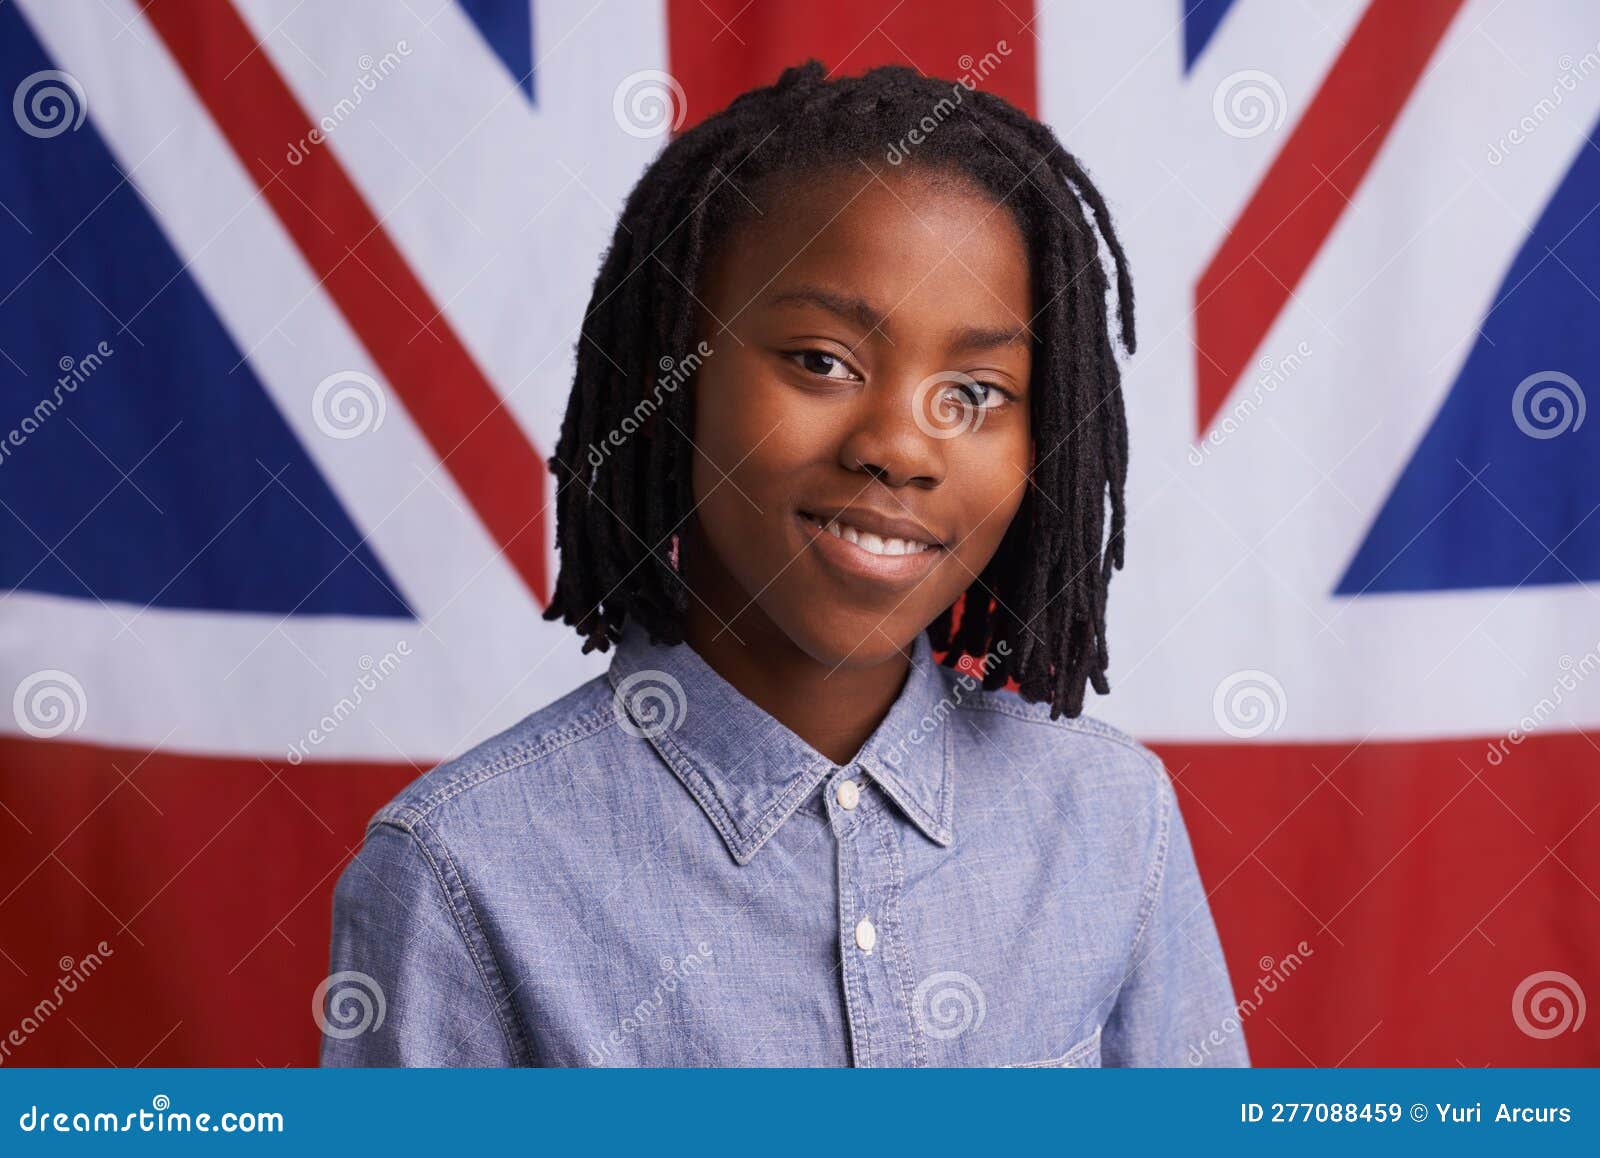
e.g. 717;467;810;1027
854;917;877;954
835;779;860;810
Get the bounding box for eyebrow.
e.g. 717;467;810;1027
765;285;1032;353
766;287;883;333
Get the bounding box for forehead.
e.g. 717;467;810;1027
705;164;1033;330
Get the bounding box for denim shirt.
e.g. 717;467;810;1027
320;619;1249;1068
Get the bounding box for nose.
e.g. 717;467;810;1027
837;373;948;488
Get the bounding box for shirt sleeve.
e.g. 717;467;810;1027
318;818;523;1067
1100;766;1251;1068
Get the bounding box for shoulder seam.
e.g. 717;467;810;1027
954;693;1150;757
954;687;1178;986
1125;757;1175;966
954;687;1175;956
372;813;533;1064
376;695;620;825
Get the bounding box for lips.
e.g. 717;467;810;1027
797;505;945;550
800;511;937;557
795;509;946;587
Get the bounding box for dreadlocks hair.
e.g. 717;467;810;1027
543;59;1136;720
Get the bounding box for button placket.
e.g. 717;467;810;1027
832;788;919;1067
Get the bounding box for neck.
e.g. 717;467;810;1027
677;530;911;768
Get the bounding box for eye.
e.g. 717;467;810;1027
789;349;861;381
948;379;1011;409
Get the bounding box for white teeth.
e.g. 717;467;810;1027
807;514;933;557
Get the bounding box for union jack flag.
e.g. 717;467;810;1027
1;0;1595;1065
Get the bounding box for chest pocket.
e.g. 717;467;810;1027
1004;1024;1103;1068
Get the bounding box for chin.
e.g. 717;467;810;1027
780;614;927;672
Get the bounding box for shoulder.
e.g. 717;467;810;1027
942;676;1188;931
946;673;1172;796
366;671;625;834
943;673;1178;844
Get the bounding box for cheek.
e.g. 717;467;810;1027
689;359;806;514
948;430;1031;551
694;356;845;480
692;363;759;486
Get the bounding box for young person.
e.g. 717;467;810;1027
321;61;1248;1068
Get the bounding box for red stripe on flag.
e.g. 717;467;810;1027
3;728;1594;1064
0;737;414;1066
666;0;1038;124
141;0;549;606
1153;733;1600;1065
1193;0;1465;438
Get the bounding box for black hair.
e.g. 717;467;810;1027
543;59;1136;720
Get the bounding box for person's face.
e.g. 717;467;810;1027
684;164;1034;670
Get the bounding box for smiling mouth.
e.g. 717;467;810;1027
795;510;947;587
798;510;940;556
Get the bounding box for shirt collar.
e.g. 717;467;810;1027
606;618;956;864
